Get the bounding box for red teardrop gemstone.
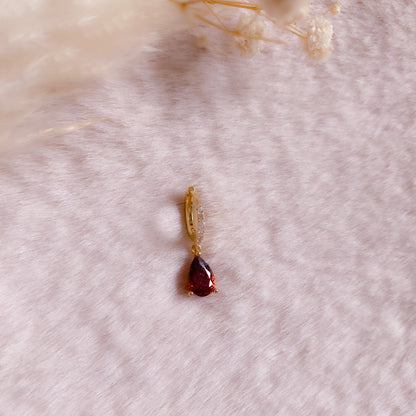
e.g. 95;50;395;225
188;256;216;297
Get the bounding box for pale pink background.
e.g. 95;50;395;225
1;1;416;415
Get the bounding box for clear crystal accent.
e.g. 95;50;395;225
196;206;205;244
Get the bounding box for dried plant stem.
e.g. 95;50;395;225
184;0;260;11
194;13;229;32
285;24;306;39
15;119;105;147
203;1;229;31
171;0;340;60
194;12;282;45
172;0;283;45
172;0;306;40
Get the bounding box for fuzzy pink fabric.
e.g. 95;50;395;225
1;1;416;414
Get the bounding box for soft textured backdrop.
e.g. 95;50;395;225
1;1;415;415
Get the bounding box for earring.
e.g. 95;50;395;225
184;186;218;297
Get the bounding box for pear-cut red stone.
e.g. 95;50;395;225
188;256;216;297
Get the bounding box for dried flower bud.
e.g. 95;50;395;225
330;3;341;16
260;0;309;25
305;16;333;60
233;14;265;58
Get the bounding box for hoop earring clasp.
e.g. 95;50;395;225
184;186;204;256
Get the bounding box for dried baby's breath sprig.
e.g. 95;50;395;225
170;0;341;60
233;14;265;57
304;15;334;60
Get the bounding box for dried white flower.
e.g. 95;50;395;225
305;16;333;60
233;14;265;58
260;0;309;25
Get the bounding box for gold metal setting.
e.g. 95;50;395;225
185;186;198;241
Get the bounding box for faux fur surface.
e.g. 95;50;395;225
1;1;416;415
